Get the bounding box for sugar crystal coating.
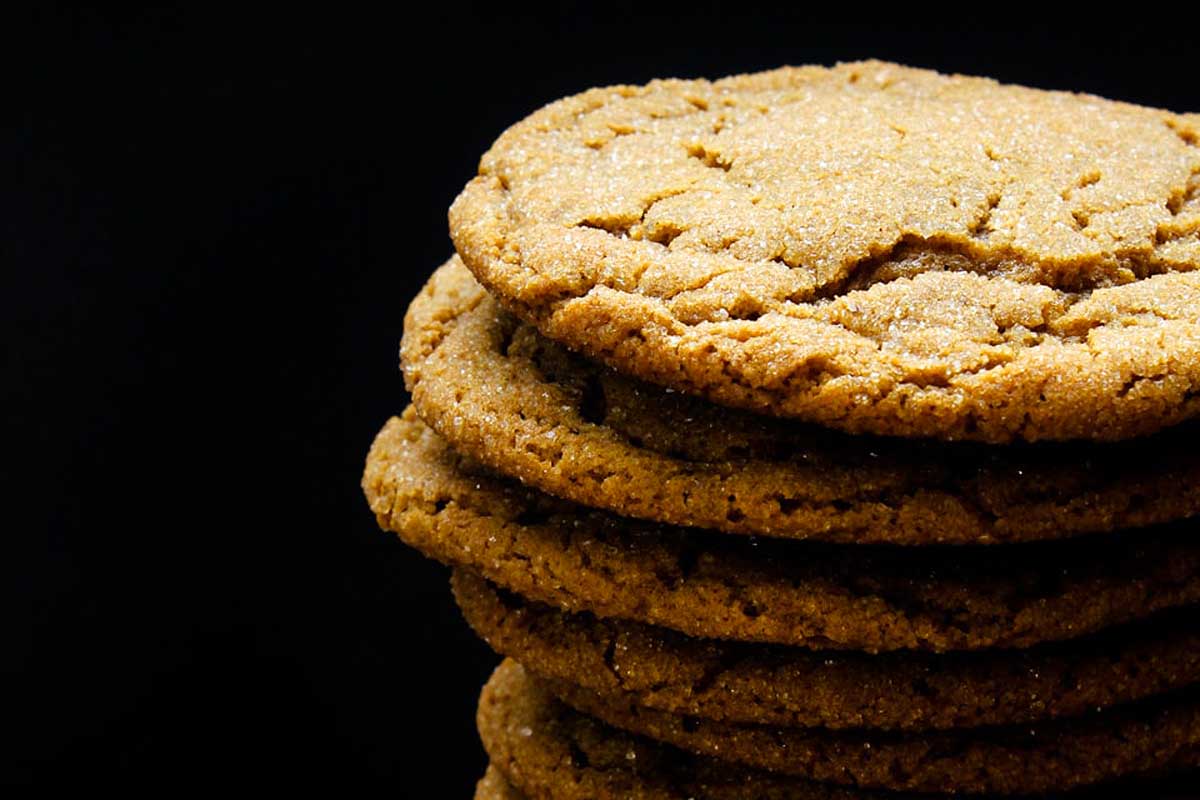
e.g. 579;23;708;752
546;664;1200;794
450;61;1200;441
362;411;1200;652
479;659;1200;799
404;258;1200;544
453;570;1200;731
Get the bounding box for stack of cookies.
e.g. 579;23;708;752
363;61;1200;797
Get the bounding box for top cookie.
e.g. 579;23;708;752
450;61;1200;442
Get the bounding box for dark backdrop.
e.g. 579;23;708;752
10;7;1200;795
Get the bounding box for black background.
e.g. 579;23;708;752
10;6;1200;795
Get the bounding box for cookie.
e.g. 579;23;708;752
479;660;1200;800
448;61;1200;443
364;411;1200;652
404;258;1200;545
453;570;1200;731
480;658;909;800
546;665;1200;795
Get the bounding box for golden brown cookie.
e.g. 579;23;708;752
479;660;1200;800
364;411;1200;652
453;570;1200;731
545;664;1200;795
404;258;1200;545
480;658;908;800
449;61;1200;442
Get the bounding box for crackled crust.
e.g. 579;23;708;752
453;571;1200;731
363;411;1200;652
480;660;1200;800
547;666;1200;795
404;258;1200;544
449;61;1200;442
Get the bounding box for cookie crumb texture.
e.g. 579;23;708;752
474;766;525;800
404;259;1200;544
479;659;900;800
363;411;1200;652
453;570;1200;731
478;660;1200;800
450;61;1200;442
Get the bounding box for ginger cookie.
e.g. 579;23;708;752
453;570;1200;731
404;258;1200;545
546;666;1200;795
448;61;1200;442
363;411;1200;652
479;659;1200;800
479;658;908;800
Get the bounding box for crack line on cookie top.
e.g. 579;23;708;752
1165;168;1200;221
1166;117;1200;148
573;184;699;241
548;178;1198;312
484;73;1200;307
457;67;1200;441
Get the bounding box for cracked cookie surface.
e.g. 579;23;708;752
405;259;1200;544
454;570;1200;731
363;411;1200;652
479;660;1200;800
449;61;1200;442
